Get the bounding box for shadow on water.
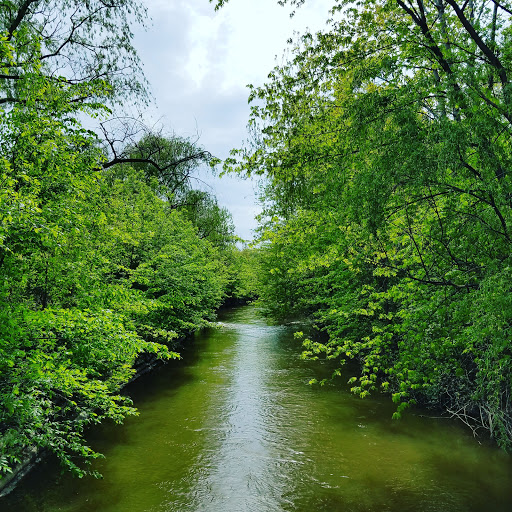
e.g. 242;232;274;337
2;305;512;512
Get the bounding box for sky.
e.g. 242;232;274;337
131;0;334;242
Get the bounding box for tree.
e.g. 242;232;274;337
101;129;214;204
0;0;239;481
0;0;147;108
99;128;236;247
218;0;512;447
180;189;236;248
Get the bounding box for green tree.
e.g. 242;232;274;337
180;189;236;248
103;132;214;205
217;0;512;447
0;0;238;481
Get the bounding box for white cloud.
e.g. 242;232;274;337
133;0;333;240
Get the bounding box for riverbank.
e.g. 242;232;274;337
0;316;222;497
0;299;257;497
0;351;165;497
3;306;512;511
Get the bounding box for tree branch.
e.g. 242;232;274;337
7;0;38;40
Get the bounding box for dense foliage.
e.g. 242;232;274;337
0;0;255;480
221;0;512;448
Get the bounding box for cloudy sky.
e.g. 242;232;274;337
131;0;333;241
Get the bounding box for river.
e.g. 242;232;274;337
2;306;512;511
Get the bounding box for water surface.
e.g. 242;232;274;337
3;306;512;511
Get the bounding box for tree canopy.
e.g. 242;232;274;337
221;0;512;448
0;0;256;482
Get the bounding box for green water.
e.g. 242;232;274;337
3;306;512;511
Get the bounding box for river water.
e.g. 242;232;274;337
3;306;512;511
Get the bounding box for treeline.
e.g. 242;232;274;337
0;0;257;479
220;0;512;447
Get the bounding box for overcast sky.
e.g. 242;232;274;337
132;0;333;241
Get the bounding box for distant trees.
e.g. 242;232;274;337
219;0;512;447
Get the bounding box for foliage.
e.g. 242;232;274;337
113;133;213;204
222;0;512;447
0;150;237;476
222;246;261;304
0;0;247;479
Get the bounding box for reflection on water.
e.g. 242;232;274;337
2;306;512;511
